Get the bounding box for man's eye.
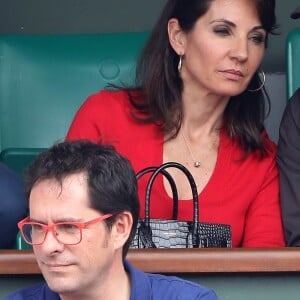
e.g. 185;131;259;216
32;224;44;232
58;223;79;233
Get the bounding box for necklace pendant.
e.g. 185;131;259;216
194;161;201;168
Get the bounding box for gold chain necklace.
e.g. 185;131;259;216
182;133;201;168
182;131;219;168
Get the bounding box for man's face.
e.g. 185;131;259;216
29;173;116;297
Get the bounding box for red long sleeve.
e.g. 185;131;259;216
66;90;285;247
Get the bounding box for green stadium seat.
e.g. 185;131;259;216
0;148;45;177
0;33;148;174
15;231;32;250
286;27;300;99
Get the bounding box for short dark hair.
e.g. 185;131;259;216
126;0;277;157
25;140;139;257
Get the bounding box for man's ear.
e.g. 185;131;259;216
168;18;186;55
111;212;133;249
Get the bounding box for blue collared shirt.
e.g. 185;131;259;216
4;261;218;300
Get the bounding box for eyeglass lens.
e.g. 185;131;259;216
21;223;82;245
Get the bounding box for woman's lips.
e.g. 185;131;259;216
219;69;244;81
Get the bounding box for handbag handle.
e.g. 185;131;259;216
138;162;200;247
136;167;178;219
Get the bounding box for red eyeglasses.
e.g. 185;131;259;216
18;214;113;246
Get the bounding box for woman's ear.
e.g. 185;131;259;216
111;212;133;250
168;18;186;55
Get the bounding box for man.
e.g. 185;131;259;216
278;88;300;246
5;140;218;299
0;162;27;248
277;5;300;246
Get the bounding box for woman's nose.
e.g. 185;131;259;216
229;38;249;63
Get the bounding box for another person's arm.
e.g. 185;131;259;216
0;163;27;248
277;88;300;246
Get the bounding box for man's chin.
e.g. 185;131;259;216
41;267;76;292
45;277;78;295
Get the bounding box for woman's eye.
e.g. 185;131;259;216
250;34;265;45
213;27;230;36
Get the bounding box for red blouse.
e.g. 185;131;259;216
66;90;285;247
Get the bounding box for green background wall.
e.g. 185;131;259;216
0;0;299;141
0;0;299;72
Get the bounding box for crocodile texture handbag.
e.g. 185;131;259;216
130;162;232;248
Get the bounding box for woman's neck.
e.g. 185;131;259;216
180;89;229;138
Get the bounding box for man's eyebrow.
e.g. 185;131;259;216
29;218;46;224
29;217;83;224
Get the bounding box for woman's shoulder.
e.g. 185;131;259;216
222;129;277;163
83;89;131;109
74;89;136;122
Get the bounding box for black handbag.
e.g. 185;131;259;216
130;162;232;248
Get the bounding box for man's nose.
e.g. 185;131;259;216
38;228;64;253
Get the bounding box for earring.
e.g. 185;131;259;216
178;55;183;72
248;69;266;92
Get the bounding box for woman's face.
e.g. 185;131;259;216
177;0;266;97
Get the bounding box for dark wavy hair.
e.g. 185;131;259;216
125;0;277;157
25;141;139;259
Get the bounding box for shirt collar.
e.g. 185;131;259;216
124;260;152;300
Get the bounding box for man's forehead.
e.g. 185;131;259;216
30;172;89;204
33;172;88;191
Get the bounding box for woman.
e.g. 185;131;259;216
66;0;285;247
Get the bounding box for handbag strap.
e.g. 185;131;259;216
136;167;178;219
140;162;199;227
